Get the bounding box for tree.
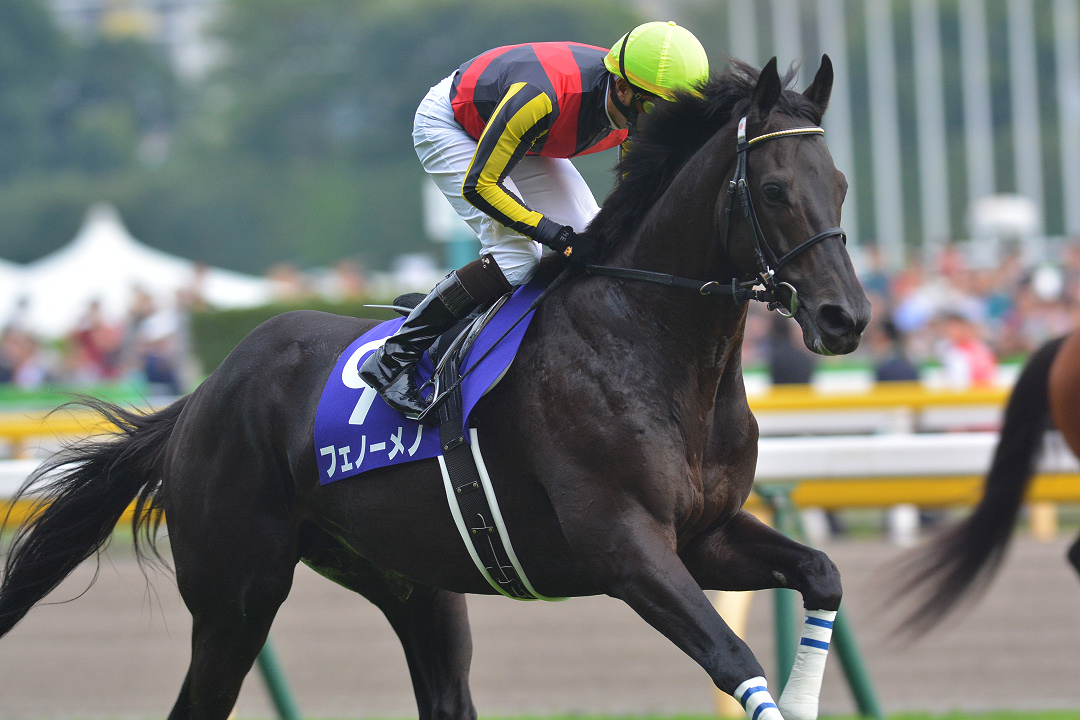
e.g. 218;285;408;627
0;0;68;179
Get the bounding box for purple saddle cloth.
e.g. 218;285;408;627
314;280;544;484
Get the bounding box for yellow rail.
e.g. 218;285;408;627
3;386;1066;520
778;473;1080;509
0;384;1007;444
0;410;129;457
746;381;1008;412
2;500;142;527
0;411;118;439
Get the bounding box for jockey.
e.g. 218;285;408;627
360;21;710;418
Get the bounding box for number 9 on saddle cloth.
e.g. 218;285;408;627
313;280;545;483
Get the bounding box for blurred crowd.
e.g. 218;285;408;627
4;238;1080;396
745;239;1080;388
0;285;202;397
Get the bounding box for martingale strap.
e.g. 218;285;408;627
436;359;560;601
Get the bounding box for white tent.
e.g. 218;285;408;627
14;204;274;337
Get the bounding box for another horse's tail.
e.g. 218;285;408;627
0;396;187;638
893;336;1065;636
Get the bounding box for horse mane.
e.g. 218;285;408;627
588;60;822;256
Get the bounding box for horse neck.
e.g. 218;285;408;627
610;127;737;289
576;128;750;384
602;128;747;349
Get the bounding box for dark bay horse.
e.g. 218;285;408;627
0;57;869;720
895;329;1080;635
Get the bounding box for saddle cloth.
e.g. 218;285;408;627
314;279;544;484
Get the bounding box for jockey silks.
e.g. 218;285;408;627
448;42;628;242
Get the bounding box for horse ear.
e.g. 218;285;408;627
748;57;782;125
803;54;834;116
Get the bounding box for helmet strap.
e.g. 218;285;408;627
609;75;640;132
611;31;641;132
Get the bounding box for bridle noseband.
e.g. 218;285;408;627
587;115;846;317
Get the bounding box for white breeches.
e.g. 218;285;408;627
412;74;602;286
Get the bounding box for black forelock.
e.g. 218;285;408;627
587;60;823;256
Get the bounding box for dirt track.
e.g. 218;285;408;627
1;535;1079;719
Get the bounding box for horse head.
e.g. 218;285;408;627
723;55;871;355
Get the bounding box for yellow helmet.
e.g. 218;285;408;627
604;21;709;99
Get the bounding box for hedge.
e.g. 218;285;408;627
189;298;401;374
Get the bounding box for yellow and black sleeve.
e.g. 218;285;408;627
462;82;565;245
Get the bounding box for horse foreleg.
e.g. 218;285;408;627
680;509;842;720
577;513;785;720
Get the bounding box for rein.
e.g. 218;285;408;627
588;115;846;317
415;119;845;419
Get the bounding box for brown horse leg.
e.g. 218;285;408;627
302;534;477;720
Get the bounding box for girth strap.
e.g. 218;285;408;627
435;358;558;601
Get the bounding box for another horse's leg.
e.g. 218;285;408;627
679;510;842;720
302;538;477;720
1068;531;1080;580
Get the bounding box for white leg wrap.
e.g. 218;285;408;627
777;608;836;720
734;676;784;720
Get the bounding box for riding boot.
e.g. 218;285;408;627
359;272;479;417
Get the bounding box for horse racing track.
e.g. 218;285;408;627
0;535;1078;718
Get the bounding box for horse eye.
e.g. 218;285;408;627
762;184;784;202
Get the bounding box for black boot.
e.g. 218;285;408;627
359;272;479;418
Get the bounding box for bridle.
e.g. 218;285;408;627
587;115;846;317
418;120;845;419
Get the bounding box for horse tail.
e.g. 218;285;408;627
0;396;187;638
894;335;1065;637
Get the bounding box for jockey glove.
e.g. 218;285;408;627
537;223;600;267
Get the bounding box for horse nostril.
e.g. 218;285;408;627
817;304;858;336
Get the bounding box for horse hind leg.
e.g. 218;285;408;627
301;533;476;720
165;472;299;719
166;542;296;720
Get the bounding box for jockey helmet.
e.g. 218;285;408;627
604;21;709;100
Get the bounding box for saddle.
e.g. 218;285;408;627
378;291;551;601
386;290;510;388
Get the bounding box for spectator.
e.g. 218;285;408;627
1;328;51;389
936;310;998;388
138;311;183;396
872;319;920;383
68;299;123;383
767;314;817;385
